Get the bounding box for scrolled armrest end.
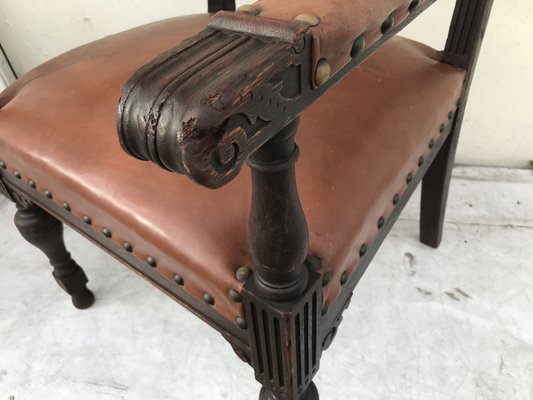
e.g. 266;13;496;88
117;24;307;189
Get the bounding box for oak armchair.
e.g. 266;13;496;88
0;0;493;399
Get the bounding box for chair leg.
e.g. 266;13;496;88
14;203;95;309
420;126;461;248
259;382;319;400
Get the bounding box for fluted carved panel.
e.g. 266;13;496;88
244;270;321;400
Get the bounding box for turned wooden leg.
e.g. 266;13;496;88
14;204;95;309
420;125;461;249
259;382;319;400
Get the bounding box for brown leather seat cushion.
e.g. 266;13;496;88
0;15;465;323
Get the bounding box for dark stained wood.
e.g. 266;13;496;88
260;382;319;400
247;117;309;301
0;172;250;357
321;118;455;340
208;0;235;13
117;1;437;189
117;26;306;189
420;0;493;247
13;203;95;309
245;266;322;400
420;128;458;248
442;0;494;70
245;116;321;399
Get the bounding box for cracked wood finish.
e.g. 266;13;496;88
114;1;456;398
0;29;466;328
242;0;432;81
246;117;319;399
117;25;308;189
117;0;437;189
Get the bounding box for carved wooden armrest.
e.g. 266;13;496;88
117;0;436;188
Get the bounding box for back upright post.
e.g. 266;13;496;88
420;0;494;247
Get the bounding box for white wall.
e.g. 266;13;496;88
0;0;531;168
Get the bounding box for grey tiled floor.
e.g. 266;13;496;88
0;167;532;400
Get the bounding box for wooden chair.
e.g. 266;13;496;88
0;1;493;398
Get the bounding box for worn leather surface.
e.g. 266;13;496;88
0;14;465;322
243;0;430;79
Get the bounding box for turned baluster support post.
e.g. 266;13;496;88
247;117;309;302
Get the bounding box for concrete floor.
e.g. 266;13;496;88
0;166;532;400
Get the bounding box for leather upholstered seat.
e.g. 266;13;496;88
0;14;465;322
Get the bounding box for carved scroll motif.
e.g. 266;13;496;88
117;25;312;188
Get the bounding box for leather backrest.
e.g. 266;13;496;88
246;0;428;78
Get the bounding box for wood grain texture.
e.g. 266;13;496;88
14;203;95;309
117;3;437;189
247;117;309;301
117;26;309;189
